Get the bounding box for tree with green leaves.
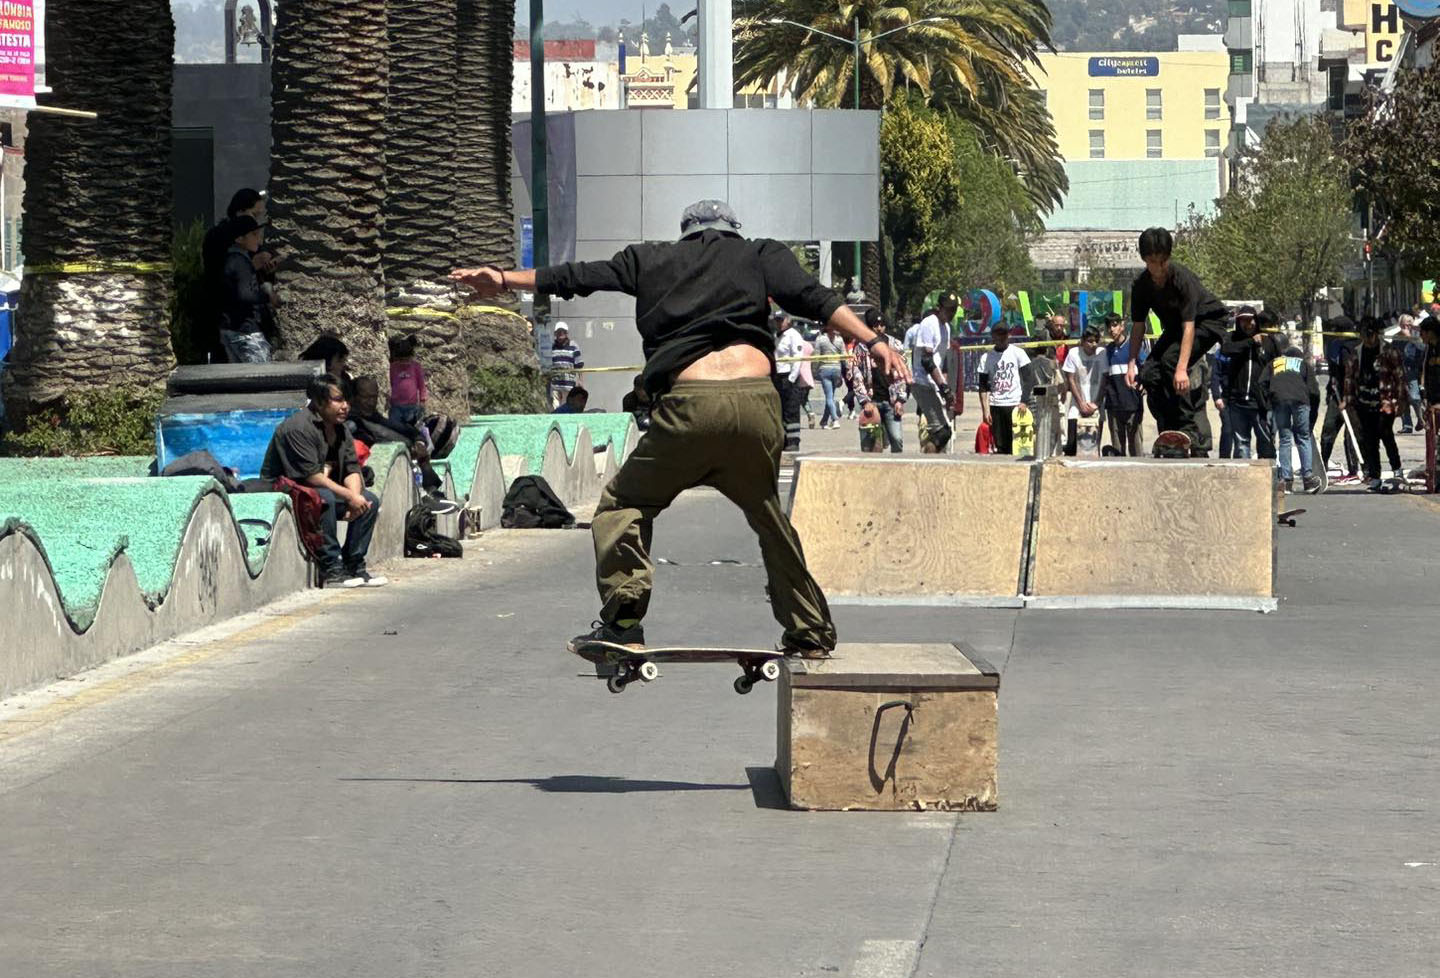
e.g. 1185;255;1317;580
1344;65;1440;286
880;97;1036;315
1175;114;1353;322
733;0;1065;213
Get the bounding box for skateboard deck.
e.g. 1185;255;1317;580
1076;416;1101;457
569;640;787;695
1012;403;1036;458
1152;429;1192;458
1278;508;1306;527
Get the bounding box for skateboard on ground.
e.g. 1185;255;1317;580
1012;403;1036;458
1152;429;1192;459
1277;508;1306;527
1076;415;1101;457
568;640;786;695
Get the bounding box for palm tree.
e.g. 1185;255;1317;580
267;0;389;384
384;0;469;414
4;0;176;426
454;0;544;413
734;0;1066;213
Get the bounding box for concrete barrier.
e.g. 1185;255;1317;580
787;455;1034;606
1025;458;1276;611
443;429;506;531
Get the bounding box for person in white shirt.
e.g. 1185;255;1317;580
977;323;1033;455
910;291;957;451
773;312;807;450
1062;326;1109;455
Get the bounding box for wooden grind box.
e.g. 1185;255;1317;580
776;642;999;812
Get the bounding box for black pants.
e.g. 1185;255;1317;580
775;375;804;451
1320;396;1359;475
991;404;1016;454
1140;321;1226;454
1106;408;1143;456
1357;406;1401;479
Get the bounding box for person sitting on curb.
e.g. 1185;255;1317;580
348;377;443;493
261;373;388;588
553;387;590;414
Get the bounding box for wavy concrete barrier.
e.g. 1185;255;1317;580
442;430;506;531
0;487;309;699
363;443;417;561
468;413;639;508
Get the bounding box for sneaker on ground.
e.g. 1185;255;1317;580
1366;478;1383;491
1303;476;1323;493
1333;473;1361;485
571;619;645;650
347;567;389;587
321;570;364;589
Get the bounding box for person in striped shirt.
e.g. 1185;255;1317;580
548;323;585;409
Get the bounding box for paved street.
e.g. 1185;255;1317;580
2;428;1438;977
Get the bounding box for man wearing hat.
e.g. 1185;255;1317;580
451;199;907;657
1217;305;1279;459
548;322;585;409
218;214;273;363
911;291;958;452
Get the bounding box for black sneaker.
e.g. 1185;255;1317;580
346;566;389;588
571;620;645;650
1302;476;1323;494
781;645;834;660
321;569;363;589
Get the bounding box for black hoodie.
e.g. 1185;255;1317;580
1260;346;1319;407
1219;328;1281;407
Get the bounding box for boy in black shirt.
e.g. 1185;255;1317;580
1260;334;1321;493
1125;227;1229;454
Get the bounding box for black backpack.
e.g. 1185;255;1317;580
501;475;575;529
161;449;243;493
404;501;464;558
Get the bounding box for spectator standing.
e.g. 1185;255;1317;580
1420;318;1440;437
217;216;272;364
814;325;846;429
1062;326;1108;455
1103;313;1145;455
260;373;387;588
911;292;957;452
1320;319;1361;484
387;334;428;427
1343;317;1408;490
204;189;277;359
1046;313;1071;366
1261;335;1322;493
301;335;356;402
977;323;1032;455
774;312;807;451
842;336;865;419
861;308;906;453
1210;345;1234;457
1219;306;1277;459
797;333;818;429
548;323;584;409
1393;316;1425;433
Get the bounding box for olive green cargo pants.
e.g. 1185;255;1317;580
592;376;837;652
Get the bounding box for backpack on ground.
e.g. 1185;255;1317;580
405;501;463;558
501;475;575;529
423;413;460;460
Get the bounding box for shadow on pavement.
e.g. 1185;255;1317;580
745;766;790;810
338;774;750;793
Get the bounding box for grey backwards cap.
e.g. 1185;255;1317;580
679;199;742;239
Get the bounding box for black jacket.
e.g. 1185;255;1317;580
219;245;264;335
1219;329;1280;407
1260;346;1319;406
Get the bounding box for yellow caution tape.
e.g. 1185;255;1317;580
25;260;172;275
387;305;531;324
550;353;855;376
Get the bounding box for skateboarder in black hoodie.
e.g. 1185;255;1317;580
451;200;908;657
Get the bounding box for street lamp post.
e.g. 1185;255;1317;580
767;16;944;296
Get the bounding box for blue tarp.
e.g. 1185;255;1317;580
156;409;293;479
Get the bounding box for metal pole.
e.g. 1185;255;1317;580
853;16;862;293
530;0;550;317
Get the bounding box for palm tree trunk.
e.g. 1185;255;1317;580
4;0;176;424
384;0;469;415
454;0;541;414
268;0;389;384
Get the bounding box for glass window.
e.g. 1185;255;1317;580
1228;0;1252;16
1231;50;1253;74
1089;130;1105;160
1146;89;1162;121
1205;88;1221;120
1147;130;1162;159
1089;89;1104;121
1206;130;1222;157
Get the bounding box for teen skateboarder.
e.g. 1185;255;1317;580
1125;227;1229;455
451;200;908;657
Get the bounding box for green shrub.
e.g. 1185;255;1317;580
1;385;165;457
169;218;212;365
470;364;547;415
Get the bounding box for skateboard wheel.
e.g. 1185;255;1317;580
759;659;781;682
637;661;660;683
606;674;627;694
734;675;754;695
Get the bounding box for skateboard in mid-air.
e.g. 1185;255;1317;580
1152;429;1192;458
568;640;786;695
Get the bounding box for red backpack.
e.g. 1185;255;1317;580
974;421;996;455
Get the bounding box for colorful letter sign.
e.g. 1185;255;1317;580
0;0;35;109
